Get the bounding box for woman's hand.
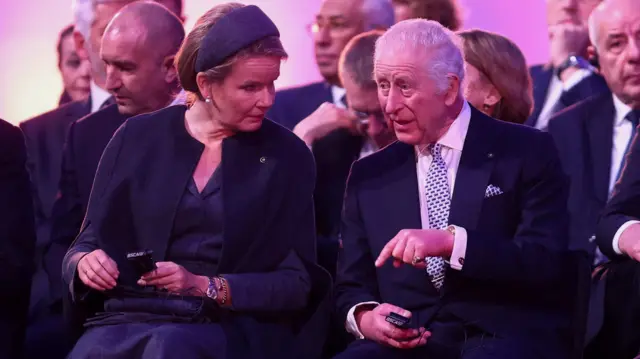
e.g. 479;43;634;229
137;261;208;295
77;249;119;291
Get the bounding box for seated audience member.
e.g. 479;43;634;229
0;119;36;359
44;0;184;335
549;0;639;262
527;0;607;129
335;19;575;359
339;30;396;157
391;0;462;30
458;29;533;124
62;3;327;358
154;0;186;22
268;0;394;278
588;0;640;357
57;24;90;106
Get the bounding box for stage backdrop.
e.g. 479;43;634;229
0;0;549;125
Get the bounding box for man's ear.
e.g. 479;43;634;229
444;75;460;106
73;31;89;61
163;55;178;84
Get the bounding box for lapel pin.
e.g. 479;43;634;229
487;152;494;159
259;156;267;163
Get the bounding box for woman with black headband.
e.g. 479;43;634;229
62;3;327;358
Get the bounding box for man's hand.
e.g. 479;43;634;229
549;24;590;69
618;223;640;261
77;249;119;291
293;102;359;145
375;229;454;268
356;303;430;349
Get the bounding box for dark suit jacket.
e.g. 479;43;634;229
597;110;640;258
526;64;609;127
61;106;329;357
45;104;127;305
0;119;36;358
548;92;616;259
336;107;576;343
20;99;91;316
268;82;363;277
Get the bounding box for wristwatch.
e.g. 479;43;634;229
205;277;218;300
557;54;592;79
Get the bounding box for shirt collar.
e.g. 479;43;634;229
90;81;112;113
415;100;472;156
331;85;346;108
613;93;634;127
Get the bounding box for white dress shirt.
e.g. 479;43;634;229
89;81;112;114
609;95;640;255
535;69;593;130
345;101;472;339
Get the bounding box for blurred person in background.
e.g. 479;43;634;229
391;0;462;30
459;29;534;124
267;0;395;281
526;0;608;129
56;24;90;106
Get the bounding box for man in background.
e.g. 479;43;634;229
21;1;185;358
526;0;608;129
267;0;395;279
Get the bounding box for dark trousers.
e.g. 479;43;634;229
333;318;568;359
23;312;75;359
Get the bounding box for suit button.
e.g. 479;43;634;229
259;156;266;163
458;257;465;265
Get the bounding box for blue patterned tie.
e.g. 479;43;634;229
614;110;640;183
425;143;450;290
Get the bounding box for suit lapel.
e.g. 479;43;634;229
586;94;615;204
218;126;276;273
449;109;497;229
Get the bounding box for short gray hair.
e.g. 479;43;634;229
72;0;132;40
362;0;395;31
72;0;94;40
375;19;465;93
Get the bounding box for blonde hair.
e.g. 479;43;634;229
458;29;533;124
175;3;287;101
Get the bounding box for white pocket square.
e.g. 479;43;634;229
485;184;503;198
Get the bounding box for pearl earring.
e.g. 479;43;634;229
205;97;212;103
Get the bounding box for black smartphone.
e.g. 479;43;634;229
385;312;410;329
126;250;156;276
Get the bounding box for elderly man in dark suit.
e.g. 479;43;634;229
548;0;640;262
267;0;395;278
590;1;640;357
526;0;608;129
0;119;36;359
334;19;578;359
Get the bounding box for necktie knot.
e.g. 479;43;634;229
428;143;443;159
627;110;640;128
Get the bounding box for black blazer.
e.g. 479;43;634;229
0;119;36;359
268;82;362;278
62;106;328;356
548;92;616;259
526;64;609;127
597;112;640;258
336;107;576;342
45;104;127;304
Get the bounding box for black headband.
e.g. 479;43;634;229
195;5;280;73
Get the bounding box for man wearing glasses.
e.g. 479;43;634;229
267;0;395;279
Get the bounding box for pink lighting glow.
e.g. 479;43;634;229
0;0;550;125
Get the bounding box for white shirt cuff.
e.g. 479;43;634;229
449;225;467;271
562;69;593;90
612;220;640;255
345;301;379;339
